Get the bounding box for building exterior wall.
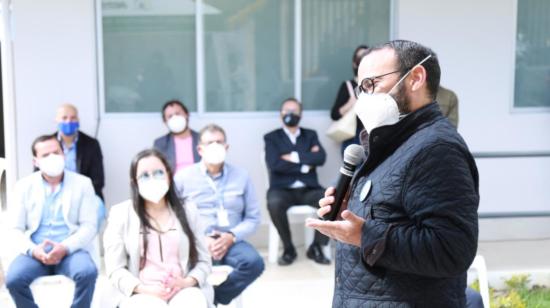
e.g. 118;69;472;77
4;0;550;242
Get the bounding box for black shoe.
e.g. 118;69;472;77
307;244;330;265
277;249;297;266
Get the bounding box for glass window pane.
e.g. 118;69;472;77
514;0;550;108
102;1;196;113
301;0;390;110
204;0;294;112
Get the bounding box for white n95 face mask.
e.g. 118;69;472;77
38;154;65;177
138;178;169;203
167;115;187;134
355;54;432;133
202;143;226;165
355;92;401;134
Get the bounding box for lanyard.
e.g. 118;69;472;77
204;169;229;210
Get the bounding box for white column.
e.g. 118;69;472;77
294;0;302;101
196;0;205;114
1;0;19;206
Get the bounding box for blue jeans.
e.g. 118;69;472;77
6;250;98;308
466;287;484;308
215;241;264;305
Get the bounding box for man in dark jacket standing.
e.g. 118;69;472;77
308;40;479;307
264;98;331;266
55;104;104;200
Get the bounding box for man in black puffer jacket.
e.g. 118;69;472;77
308;40;479;307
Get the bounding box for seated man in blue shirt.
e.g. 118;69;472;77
174;124;264;305
6;134;98;308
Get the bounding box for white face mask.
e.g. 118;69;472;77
355;92;401;134
202;142;226;165
138;178;169;204
355;54;432;133
38;154;65;177
167;115;187;134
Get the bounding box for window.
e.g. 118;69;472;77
514;0;550;109
301;0;390;110
204;0;294;112
102;1;197;113
100;0;391;113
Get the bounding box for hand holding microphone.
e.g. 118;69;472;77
306;144;366;247
322;144;365;221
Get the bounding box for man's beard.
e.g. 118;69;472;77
391;82;411;114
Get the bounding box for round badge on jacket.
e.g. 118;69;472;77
360;180;372;202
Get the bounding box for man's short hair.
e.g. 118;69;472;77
31;134;61;157
161;100;189;121
199;124;227;143
279;97;302;113
366;40;441;100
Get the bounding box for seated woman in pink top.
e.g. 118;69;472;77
104;149;213;307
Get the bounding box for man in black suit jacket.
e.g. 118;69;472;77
55;104;104;200
264;98;330;265
153;100;200;173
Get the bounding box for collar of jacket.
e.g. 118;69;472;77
355;101;444;180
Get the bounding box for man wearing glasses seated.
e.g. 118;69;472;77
174;124;264;306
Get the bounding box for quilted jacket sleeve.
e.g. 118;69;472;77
361;142;479;277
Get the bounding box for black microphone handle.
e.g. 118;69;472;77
322;173;353;221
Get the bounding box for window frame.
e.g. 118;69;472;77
95;0;396;117
510;0;550;113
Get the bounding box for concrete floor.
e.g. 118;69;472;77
2;239;550;308
1;223;549;308
0;244;334;308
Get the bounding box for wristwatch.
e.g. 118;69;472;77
227;231;237;243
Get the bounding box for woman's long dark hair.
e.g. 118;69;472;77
352;44;369;77
130;149;198;270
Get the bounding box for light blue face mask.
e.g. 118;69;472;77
58;121;79;136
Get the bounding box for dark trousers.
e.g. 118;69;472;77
267;187;329;251
6;250;98;308
215;241;264;305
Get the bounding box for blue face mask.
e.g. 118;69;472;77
58;121;79;136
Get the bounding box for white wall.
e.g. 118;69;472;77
8;1;342;227
396;0;550;214
11;0;98;175
7;1;550;240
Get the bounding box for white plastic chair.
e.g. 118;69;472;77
0;157;7;211
30;275;75;308
268;205;322;264
26;235;104;308
208;265;243;308
262;152;331;264
469;255;490;308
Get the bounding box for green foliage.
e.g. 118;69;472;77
492;290;526;308
485;274;550;308
470;279;480;292
518;286;550;308
504;274;530;291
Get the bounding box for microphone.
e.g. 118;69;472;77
323;144;365;221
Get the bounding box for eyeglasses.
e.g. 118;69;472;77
137;169;166;181
201;140;226;146
355;70;402;96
